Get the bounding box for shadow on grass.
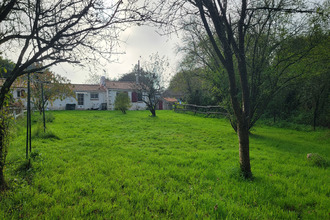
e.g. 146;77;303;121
14;160;35;185
32;125;60;140
249;132;312;153
13;149;43;185
226;166;310;218
227;165;255;182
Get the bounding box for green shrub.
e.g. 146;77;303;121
32;123;59;139
46;113;55;122
30;149;42;160
307;153;328;168
31;112;55;124
115;92;131;114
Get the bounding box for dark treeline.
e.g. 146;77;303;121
167;31;329;129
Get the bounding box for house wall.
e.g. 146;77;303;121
12;87;27;106
107;90;117;110
47;97;77;110
130;102;147;110
162;101;175;110
75;92;107;110
107;89;147;110
10;85;147;111
47;91;107;110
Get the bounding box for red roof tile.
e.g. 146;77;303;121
0;78;27;88
164;97;178;102
71;84;106;92
105;81;137;90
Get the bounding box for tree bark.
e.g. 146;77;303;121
313;106;318;131
150;108;156;117
0;126;7;191
237;121;252;179
195;0;255;178
0;163;6;191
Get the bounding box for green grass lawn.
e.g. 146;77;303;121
1;110;329;219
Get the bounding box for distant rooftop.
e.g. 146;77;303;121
105;80;137;90
71;84;105;92
164;97;177;103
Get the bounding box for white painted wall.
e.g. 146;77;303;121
47;97;77;110
107;89;147;110
75;92;107;110
107;90;117;110
12;88;27;106
10;87;147;111
47;91;107;110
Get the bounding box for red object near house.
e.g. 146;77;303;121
158;101;163;110
132;92;138;102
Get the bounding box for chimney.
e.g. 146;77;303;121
100;76;106;87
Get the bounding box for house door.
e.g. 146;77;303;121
158;101;163;110
78;94;84;105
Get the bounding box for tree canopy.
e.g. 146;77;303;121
150;0;328;178
29;70;74;115
0;0;154;109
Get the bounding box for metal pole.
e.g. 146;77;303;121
26;73;30;159
28;74;32;153
42;82;46;132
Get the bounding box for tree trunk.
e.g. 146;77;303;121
150;108;156;117
0;163;6;191
313;108;317;131
0;129;7;191
237;122;252;179
0;110;9;191
313;93;321;131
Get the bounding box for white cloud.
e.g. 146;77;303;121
51;25;182;84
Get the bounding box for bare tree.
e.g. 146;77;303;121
0;0;157;108
135;53;168;117
151;0;326;178
0;0;155;190
29;69;74;115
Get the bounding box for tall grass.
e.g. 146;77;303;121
1;110;329;219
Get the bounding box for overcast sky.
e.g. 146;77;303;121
50;25;182;84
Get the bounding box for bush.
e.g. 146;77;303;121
114;92;131;114
46;113;55;122
32;112;55;124
32;123;60;139
307;153;328;168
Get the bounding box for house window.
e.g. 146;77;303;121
132;92;143;102
138;92;143;101
90;93;99;100
78;94;84;105
17;90;25;98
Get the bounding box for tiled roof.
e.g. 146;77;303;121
1;78;139;92
164;97;177;102
71;84;106;92
0;78;27;88
105;81;137;90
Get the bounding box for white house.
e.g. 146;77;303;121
103;80;145;110
4;76;148;111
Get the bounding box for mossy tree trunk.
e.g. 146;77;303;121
0;163;6;191
196;0;253;178
237;121;252;178
150;108;156;117
0;123;8;191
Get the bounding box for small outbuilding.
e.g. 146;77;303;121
162;97;178;110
